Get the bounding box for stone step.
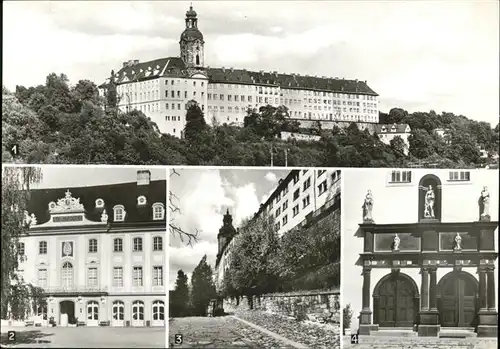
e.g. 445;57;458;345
371;329;417;337
439;327;477;338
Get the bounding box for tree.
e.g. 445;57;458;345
169;169;198;245
310;120;322;136
184;101;208;142
390;136;407;158
229;214;280;304
170;270;190;317
408;129;436;159
190;255;216;316
1;167;43;319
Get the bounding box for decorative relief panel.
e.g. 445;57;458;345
439;232;477;251
374;233;420;252
61;241;74;257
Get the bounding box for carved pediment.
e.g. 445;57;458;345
48;190;85;214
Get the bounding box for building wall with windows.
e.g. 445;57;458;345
374;123;411;155
16;171;167;327
215;169;341;292
102;6;379;138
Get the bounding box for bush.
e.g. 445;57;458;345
343;304;354;329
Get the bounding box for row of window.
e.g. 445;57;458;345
389;170;471;184
165;79;205;87
27;236;163;256
165;90;205;99
37;263;164;288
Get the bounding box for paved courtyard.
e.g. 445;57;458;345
0;326;165;348
342;335;498;349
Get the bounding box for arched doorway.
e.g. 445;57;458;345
86;301;99;327
132;301;145;327
373;272;419;327
59;301;75;326
112;301;125;327
437;271;478;327
152;300;165;327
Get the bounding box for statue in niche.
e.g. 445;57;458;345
480;186;490;219
101;209;108;223
424;185;435;218
362;190;374;222
453;233;462;252
393;234;400;251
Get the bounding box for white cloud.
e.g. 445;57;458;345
232;183;260;225
264;172;277;183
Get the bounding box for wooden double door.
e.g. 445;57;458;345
438;272;477;327
374;274;417;327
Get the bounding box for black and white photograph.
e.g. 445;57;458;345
169;168;341;348
2;1;498;168
0;166;167;348
342;168;498;348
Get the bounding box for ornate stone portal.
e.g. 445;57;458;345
357;174;498;338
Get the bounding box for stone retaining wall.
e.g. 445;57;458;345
225;289;340;325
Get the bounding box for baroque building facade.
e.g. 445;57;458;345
99;6;379;138
15;170;167;328
344;169;498;338
215;169;341;292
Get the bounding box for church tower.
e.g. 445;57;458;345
180;5;204;68
216;209;237;258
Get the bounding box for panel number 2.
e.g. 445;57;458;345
8;331;16;342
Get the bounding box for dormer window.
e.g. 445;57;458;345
391;126;397;132
137;196;147;206
152;203;165;221
381;126;387;132
113;205;126;222
95;199;104;209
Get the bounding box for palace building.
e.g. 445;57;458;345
215;169;341;292
15;170;167;328
99;6;379;138
343;169;498;338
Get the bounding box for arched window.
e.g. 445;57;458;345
112;301;125;321
152;203;165;220
196;54;200;66
133;237;143;252
152;300;165;321
113;238;123;252
62;262;73;288
113;205;125;222
153;236;163;251
18;242;25;256
87;301;99;321
132;301;145;321
88;239;98;253
39;241;47;254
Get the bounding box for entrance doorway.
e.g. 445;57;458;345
373;272;419;327
112;301;125;327
437;271;478;327
132;301;145;327
59;301;76;326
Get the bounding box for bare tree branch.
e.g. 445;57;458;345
169;169;199;246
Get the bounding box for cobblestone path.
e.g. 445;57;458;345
233;309;340;349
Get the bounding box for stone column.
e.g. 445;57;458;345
418;267;439;337
429;268;437;311
420;268;429;310
362;268;371;311
486;267;496;310
478;267;487;311
359;267;374;335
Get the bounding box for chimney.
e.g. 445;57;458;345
134;59;139;65
123;62;128;68
137;170;151;186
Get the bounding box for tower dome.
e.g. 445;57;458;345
179;5;205;68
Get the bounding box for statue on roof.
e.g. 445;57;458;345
479;186;490;221
101;209;108;223
362;190;374;223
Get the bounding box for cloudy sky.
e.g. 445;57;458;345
19;165;167;189
169;168;289;290
342;168;499;330
3;1;499;125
